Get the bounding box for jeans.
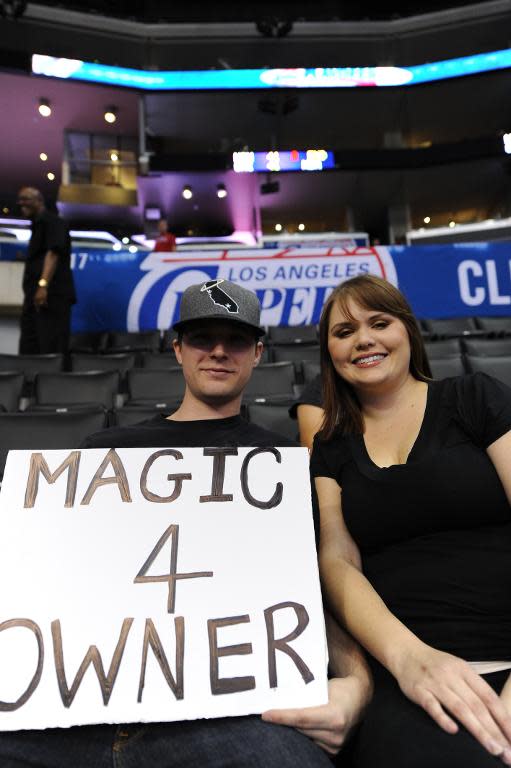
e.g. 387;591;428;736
0;717;334;767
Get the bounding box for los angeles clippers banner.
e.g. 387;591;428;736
0;447;327;730
2;242;510;329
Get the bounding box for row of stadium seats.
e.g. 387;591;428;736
69;315;511;356
0;403;299;480
1;339;511;413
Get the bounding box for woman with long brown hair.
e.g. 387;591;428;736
311;274;511;766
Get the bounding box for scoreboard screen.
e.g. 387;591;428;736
232;150;335;173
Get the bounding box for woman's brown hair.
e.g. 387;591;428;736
318;274;432;440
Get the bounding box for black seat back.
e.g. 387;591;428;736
0;372;24;412
33;370;120;409
0;410;108;479
127;368;185;405
465;355;511;387
246;403;298;442
268;325;318;345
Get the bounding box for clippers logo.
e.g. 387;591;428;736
201;279;239;314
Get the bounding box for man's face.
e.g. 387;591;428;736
17;189;43;220
173;321;263;406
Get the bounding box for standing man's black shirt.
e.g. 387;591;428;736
23;209;76;302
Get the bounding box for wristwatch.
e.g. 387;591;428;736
37;278;49;288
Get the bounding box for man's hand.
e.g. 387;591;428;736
261;674;370;755
33;286;48;309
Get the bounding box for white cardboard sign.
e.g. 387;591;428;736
0;446;328;731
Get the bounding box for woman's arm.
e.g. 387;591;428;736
296;404;324;450
316;474;511;761
486;429;511;714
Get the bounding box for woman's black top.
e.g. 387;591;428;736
310;373;511;661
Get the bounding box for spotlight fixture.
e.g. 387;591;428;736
216;183;227;199
182;185;193;200
110;152;119;162
298;223;305;231
104;107;117;124
47;172;55;181
38;98;51;117
39;152;48;161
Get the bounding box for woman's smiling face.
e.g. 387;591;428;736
327;299;412;394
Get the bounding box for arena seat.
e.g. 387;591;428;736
0;354;64;396
267;325;318;345
462;338;511;357
106;330;161;353
475;317;511;337
70;353;136;392
31;370;120;411
0;410;108;480
242;362;296;403
0;372;24;412
302;361;321;385
246;403;298;442
464;354;511;387
272;344;320;365
422;317;482;339
424;339;462;359
429;357;466;379
69;332;108;354
126;368;185;407
141;351;180;370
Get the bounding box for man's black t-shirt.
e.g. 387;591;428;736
23;209;76;301
82;413;297;449
311;373;511;660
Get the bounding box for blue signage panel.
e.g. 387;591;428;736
32;48;511;91
3;242;509;329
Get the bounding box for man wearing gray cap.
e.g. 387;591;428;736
0;280;370;767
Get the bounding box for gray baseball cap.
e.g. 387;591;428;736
173;279;265;336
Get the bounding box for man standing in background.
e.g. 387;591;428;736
17;186;76;354
153;217;177;252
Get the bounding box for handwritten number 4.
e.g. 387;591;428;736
134;524;213;614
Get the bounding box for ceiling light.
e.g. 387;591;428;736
128;245;138;253
2;207;9;214
39;152;48;162
104;107;117;124
298;223;305;231
275;223;283;232
423;216;430;224
121;236;130;244
110;152;119;162
47;172;55;181
112;243;122;251
38;98;51;117
182;185;193;200
449;220;456;228
216;183;227;199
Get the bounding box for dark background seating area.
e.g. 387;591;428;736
0;319;510;480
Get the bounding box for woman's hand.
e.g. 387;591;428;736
393;643;511;762
500;674;511;717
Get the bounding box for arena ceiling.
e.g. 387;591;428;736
0;0;510;238
15;0;505;23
